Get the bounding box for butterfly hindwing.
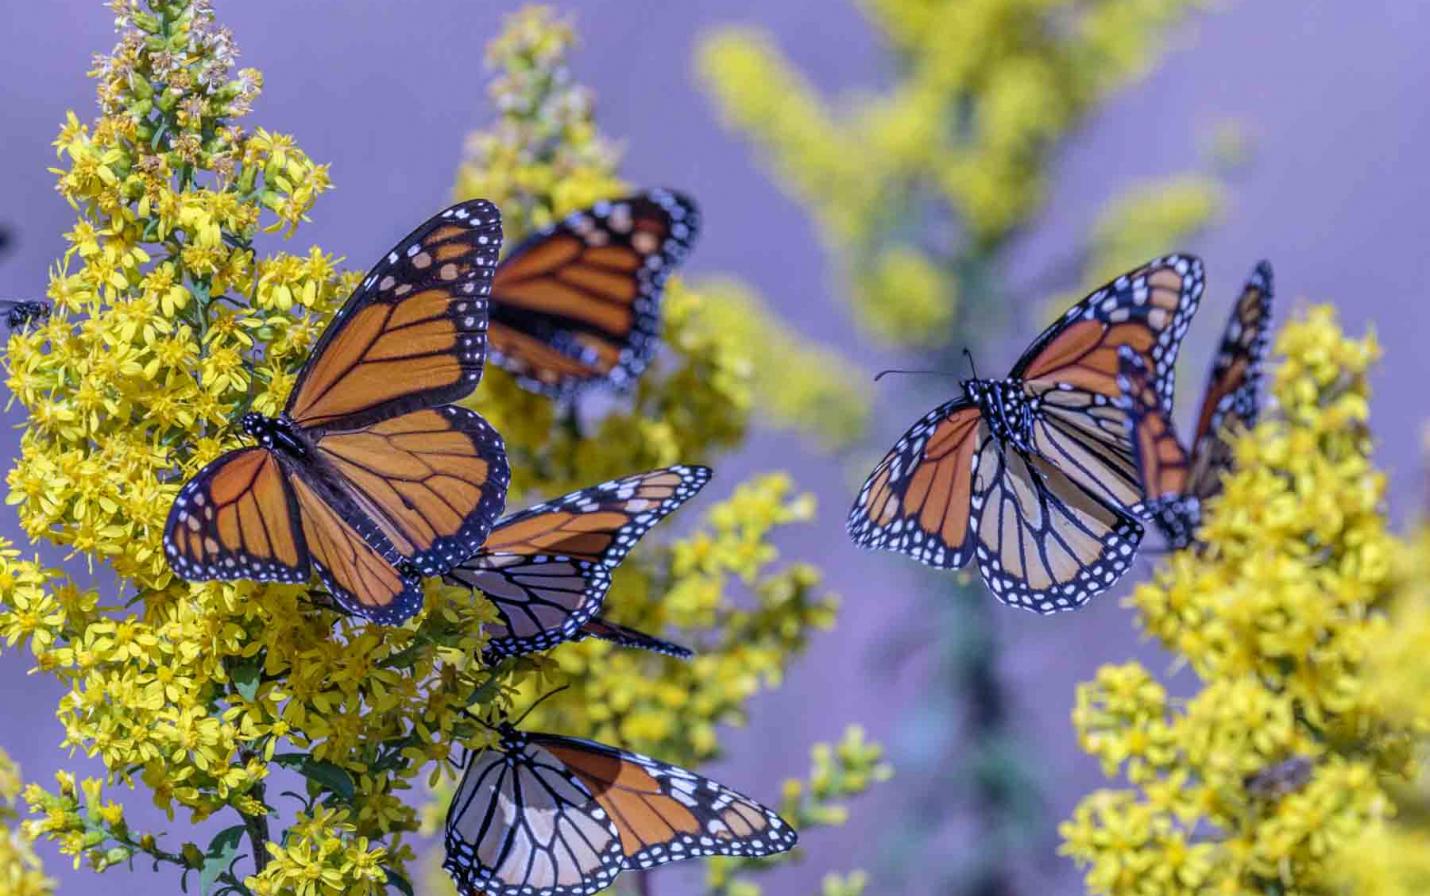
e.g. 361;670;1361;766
314;406;510;576
1115;347;1190;504
164;447;309;584
286;199;503;431
451;466;711;658
286;465;424;624
490;190;699;397
970;430;1143;613
444;732;625;896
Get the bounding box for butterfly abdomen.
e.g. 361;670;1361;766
963;379;1035;451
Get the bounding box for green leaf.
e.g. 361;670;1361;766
384;867;415;896
231;659;261;702
273;753;356;801
200;824;246;895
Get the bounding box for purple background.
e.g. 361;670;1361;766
3;1;1428;893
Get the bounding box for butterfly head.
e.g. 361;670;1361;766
963;378;1035;452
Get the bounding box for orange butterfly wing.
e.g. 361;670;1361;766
489;191;698;397
165;448;307;584
534;733;797;870
286;201;502;431
287;469;423;623
1115;347;1190;502
1186;261;1272;501
450;466;710;658
313;407;509;576
847;401;982;569
1014;255;1203;514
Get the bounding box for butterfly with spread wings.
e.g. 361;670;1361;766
489;190;698;398
444;724;796;896
447;466;709;659
1;299;50;331
848;255;1205;612
1116;261;1273;550
164;200;512;624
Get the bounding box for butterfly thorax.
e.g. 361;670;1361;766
963;379;1035;452
241;412;311;460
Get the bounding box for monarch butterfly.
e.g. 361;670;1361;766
446;466;710;659
489;190;699;398
848;255;1205;612
1115;262;1273;550
443;724;796;896
1;299;50;331
163;200;511;624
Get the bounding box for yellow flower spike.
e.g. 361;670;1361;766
1064;308;1422;896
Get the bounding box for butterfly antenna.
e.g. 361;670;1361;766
962;348;980;380
873;368;960;383
512;684;571;728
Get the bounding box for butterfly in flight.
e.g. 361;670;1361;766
1;299;50;331
446;466;709;659
848;256;1205;612
1116;261;1273;550
164;200;511;624
488;190;699;398
444;723;796;896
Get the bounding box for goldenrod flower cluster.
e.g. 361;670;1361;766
1;2;884;894
1060;307;1426;895
697;0;1211;345
0;749;52;896
3;2;506;890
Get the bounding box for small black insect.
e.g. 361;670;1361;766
0;299;51;332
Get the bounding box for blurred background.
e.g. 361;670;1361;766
2;1;1428;894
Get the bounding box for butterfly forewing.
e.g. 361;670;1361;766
164;448;309;584
286;200;502;431
1186;261;1272;501
451;466;711;658
846;400;981;569
1013;255;1205;411
529;733;797;870
314;406;510;576
490;191;699;397
444;735;625;896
